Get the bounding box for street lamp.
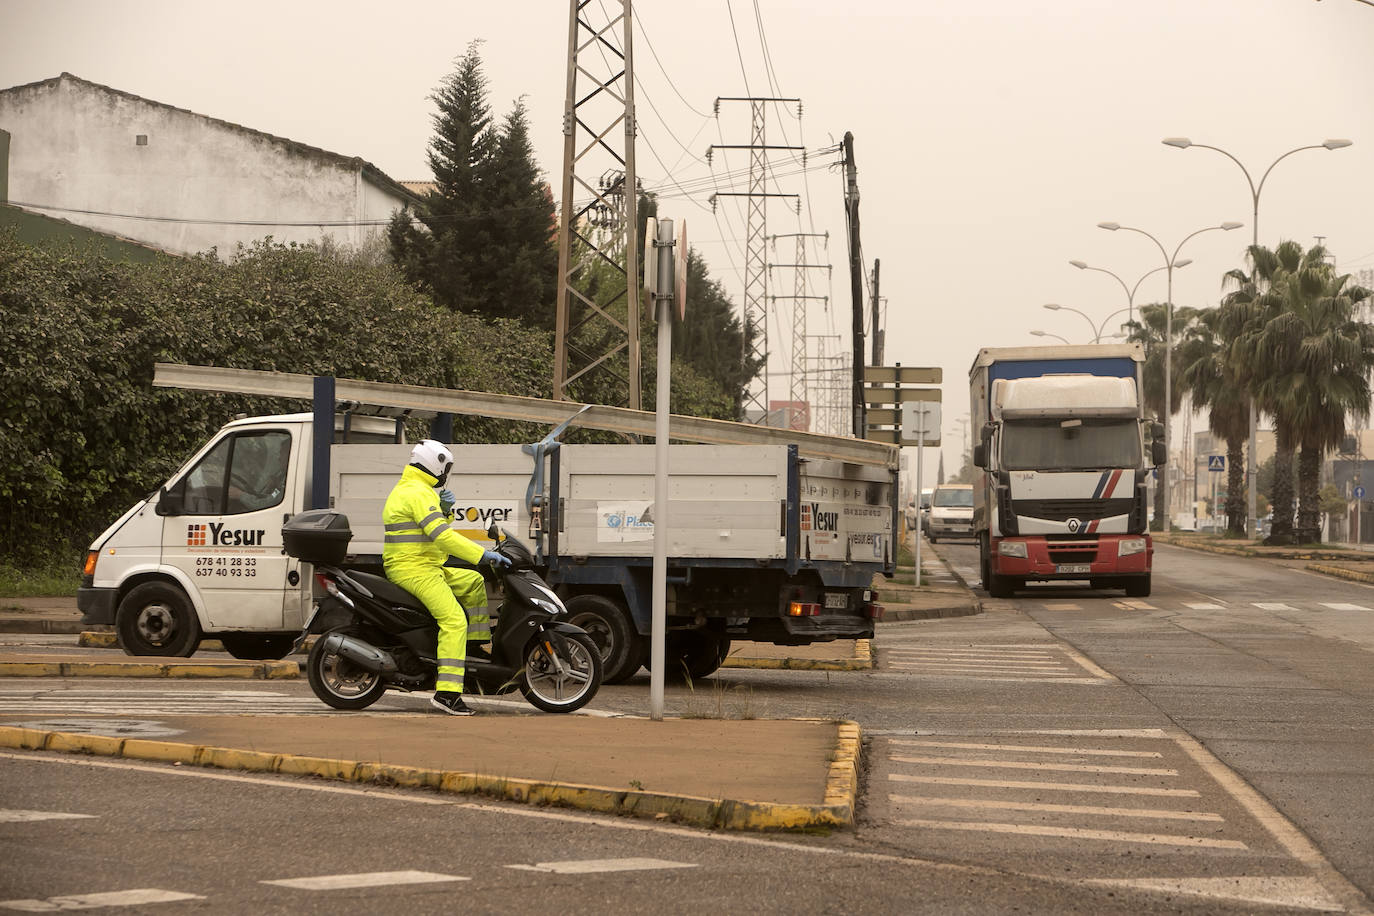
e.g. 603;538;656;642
1098;220;1244;527
1042;303;1136;343
1068;260;1188;326
1030;329;1071;345
1163;136;1353;537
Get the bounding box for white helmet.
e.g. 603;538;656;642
409;439;454;485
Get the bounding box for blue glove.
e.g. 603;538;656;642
482;549;511;569
438;488;456;515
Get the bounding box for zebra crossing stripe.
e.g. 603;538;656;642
889;740;1163;758
891;755;1176;776
1253;603;1295;611
888;773;1201;797
0;810;96;823
1319;603;1369;611
895;817;1247;849
506;858;696;874
889;794;1223;822
0;889;204;911
262;871;466;890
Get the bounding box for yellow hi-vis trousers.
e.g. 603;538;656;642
447;567;491;644
387;564;468;694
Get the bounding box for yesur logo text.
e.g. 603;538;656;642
187;523;267;547
801;503;840;532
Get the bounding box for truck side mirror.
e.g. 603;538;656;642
1151;441;1167;467
155;486;183;517
972;443;987;469
1151;422;1164;439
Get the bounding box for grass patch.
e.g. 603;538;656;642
0;553;84;597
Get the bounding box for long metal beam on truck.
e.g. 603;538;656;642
152;363;898;467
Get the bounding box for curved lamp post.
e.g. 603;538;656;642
1067;261;1185;327
1042;303;1136;343
1163;136;1353;537
1029;329;1071;345
1098;220;1244;527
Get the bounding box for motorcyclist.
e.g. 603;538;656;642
382;440;510;716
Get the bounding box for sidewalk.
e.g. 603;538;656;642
1156;532;1374;584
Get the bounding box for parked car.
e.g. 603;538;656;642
927;484;974;543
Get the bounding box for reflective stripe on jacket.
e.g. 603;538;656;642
382;465;485;570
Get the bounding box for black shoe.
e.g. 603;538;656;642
430;692;475;716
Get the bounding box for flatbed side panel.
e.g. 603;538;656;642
558;444;788;559
331;444;532;554
797;459;894;565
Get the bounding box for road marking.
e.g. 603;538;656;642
891;755;1177;776
506;858;697;875
1041;603;1081;610
889;662;1073;672
0;889;204;911
1113;600;1155;610
1184;602;1225;610
890;649;1057;659
0;809;96;823
889;794;1223;822
889;740;1162;758
896;818;1247;849
888;773;1201;797
1319;603;1368;611
1253;602;1295;611
263;871;466;890
1081;876;1342;913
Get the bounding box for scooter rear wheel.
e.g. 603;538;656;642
519;631;602;713
307;627;387;710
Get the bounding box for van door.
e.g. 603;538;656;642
160;428;296;630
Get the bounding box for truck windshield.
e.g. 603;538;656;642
1001;419;1140;471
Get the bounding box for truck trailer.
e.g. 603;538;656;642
969;344;1164;598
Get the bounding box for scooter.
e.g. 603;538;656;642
283;510;602;713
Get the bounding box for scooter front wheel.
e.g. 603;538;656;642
519;630;602;713
306;627;387;710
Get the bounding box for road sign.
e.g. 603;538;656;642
1355;485;1366;500
863;387;940;405
1208;455;1225;472
864;366;942;385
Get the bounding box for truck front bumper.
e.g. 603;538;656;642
990;535;1151;580
77;587;118;625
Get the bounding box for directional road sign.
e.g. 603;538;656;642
1356;485;1366;500
864;366;943;385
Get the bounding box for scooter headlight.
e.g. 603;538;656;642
529;582;567;615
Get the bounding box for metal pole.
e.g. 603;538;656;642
1165;265;1173;530
649;218;674;721
843;132;865;438
914;427;924;586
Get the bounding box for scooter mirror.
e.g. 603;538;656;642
487;522;499;541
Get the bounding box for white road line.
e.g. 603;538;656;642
1253;602;1296;611
888;773;1200;798
506;858;696;875
1081;876;1342;913
0;889;204;911
896;818;1248;850
889;740;1163;758
1184;603;1225;610
889;795;1224;822
878;674;1108;684
1117;600;1155;610
888;663;1073;673
892;755;1177;777
0;809;96;823
262;871;466;890
887;649;1057;658
1319;603;1368;611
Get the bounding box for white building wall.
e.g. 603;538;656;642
0;74;410;256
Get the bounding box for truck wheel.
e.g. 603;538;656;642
986;572;1014;599
219;633;296;660
1125;575;1151;598
565;595;646;684
650;632;731;681
116;582;202;657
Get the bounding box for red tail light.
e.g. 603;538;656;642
865;603;885;620
788;601;821;617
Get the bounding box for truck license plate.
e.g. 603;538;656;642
823;593;848;610
1056;564;1092;574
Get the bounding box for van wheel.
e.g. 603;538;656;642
219;633;296;660
116;582;202;657
565;595;645;684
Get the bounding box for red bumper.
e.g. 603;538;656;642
990;535;1151;579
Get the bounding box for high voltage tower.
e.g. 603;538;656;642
708;97;802;423
769;232;829;430
553;0;641;409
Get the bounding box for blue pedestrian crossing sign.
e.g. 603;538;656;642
1208;455;1226;472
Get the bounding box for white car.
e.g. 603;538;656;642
927;484;974;543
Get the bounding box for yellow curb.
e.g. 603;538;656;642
0;660;299;680
1307;564;1374;585
77;631;118;648
0;663;64;677
0;720;859;833
63;662;167;677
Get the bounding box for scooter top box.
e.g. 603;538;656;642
283;509;353;564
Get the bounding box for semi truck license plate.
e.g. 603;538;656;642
1056;564;1092;574
824;593;848;609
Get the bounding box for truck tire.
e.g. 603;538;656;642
1125;575;1151;598
564;594;646;685
219;633;296;660
651;632;731;681
986;572;1015;599
116;582;202;657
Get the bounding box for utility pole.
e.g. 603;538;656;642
842;131;865;438
709;98;802;423
869;258;882;366
770;231;830;430
554;0;641;409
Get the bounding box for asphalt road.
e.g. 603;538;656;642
2;541;1372;914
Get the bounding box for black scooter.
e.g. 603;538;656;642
283;511;602;713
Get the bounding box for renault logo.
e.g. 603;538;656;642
1066;517;1082;533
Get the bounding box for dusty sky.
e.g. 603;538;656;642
4;0;1373;477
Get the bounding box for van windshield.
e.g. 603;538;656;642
934;488;973;508
1001;419;1141;471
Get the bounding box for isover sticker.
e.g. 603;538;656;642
598;502;655;542
451;502;519;541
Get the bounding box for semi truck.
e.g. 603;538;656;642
969;344;1164;599
78;367;895;684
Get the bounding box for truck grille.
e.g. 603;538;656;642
1046;540;1101;564
1015;498;1133;522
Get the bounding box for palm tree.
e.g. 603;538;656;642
1227;242;1374;543
1178;305;1250;536
1125;302;1198;528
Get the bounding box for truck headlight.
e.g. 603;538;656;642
998;541;1028;558
1118;538;1147;558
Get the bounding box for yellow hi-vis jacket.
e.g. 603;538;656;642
382;465;485;571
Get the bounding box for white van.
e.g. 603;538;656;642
927;484;974;543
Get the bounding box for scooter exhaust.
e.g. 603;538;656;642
318;632;398;675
